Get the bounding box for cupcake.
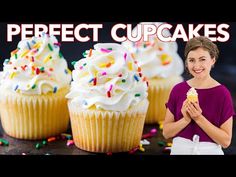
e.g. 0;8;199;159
66;43;149;153
187;87;198;103
0;33;71;140
122;22;184;124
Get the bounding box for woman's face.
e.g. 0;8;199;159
186;47;216;79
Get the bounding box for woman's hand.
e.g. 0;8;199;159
186;101;202;121
181;100;191;123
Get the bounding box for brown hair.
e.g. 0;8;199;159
184;36;219;61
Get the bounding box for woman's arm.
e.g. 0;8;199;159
163;101;191;139
195;116;232;148
186;101;233;148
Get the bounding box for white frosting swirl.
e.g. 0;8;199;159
66;43;148;111
0;33;71;95
187;87;198;97
122;22;184;79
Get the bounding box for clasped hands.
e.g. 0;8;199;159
181;99;202;122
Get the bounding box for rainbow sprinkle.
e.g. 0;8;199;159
36;68;40;75
53;87;57;93
48;43;53;51
9;72;16;79
59;51;63;58
82;51;87;57
124;53;127;60
101;48;112;53
32;42;41;49
160;54;172;65
32;40;36;44
101;71;107;76
53;42;61;47
137;67;141;72
14;85;19;91
27;42;31;50
107;91;111;98
106;62;112;68
89;78;94;83
88;49;92;57
135;93;141;97
40;67;45;72
128;62;133;70
31;56;35;62
83;100;88;105
21;50;29;58
93;77;97;86
71;61;76;66
108;84;113;91
133;74;139;82
43;55;52;63
32;84;37;89
4;59;10;64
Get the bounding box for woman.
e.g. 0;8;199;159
163;36;235;155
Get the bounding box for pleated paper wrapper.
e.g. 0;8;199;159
145;76;183;124
0;87;70;140
68;99;149;153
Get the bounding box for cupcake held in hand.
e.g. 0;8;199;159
187;87;198;103
0;33;71;140
66;43;149;153
122;22;184;124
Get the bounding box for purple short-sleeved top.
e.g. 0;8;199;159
166;81;236;143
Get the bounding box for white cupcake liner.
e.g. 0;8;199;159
0;88;70;140
68;99;149;153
